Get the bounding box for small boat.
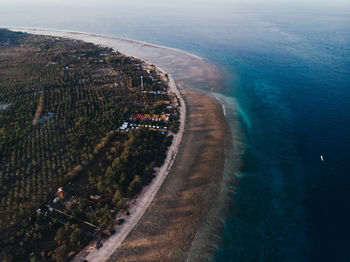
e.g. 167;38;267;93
320;155;324;161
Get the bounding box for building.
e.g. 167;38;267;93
56;187;68;200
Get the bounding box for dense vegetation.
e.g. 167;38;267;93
0;29;179;261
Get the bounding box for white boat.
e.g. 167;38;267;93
320;155;324;161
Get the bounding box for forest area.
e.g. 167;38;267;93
0;29;179;262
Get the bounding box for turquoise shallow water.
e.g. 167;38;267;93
2;1;350;261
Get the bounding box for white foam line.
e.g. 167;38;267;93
222;103;226;116
214;94;226;116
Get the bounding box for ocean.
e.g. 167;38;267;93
1;0;350;261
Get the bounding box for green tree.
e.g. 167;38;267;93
128;175;142;196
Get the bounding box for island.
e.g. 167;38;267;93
0;29;184;262
1;27;230;262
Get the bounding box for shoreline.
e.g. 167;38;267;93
6;27;230;261
3;26;204;62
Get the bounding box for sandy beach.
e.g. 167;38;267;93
8;28;229;261
107;87;227;262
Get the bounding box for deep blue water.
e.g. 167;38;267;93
1;1;350;261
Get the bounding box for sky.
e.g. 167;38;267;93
2;0;350;9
